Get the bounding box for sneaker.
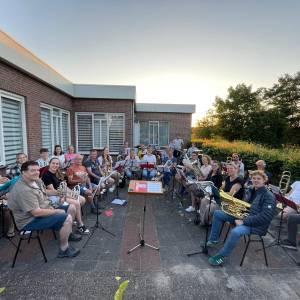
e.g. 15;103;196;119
77;225;90;235
205;240;220;248
208;254;225;266
185;206;195;213
57;246;80;258
68;232;82;242
109;185;116;193
281;239;297;251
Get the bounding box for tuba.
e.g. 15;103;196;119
220;190;251;219
279;171;291;195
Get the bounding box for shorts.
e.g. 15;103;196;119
23;213;68;231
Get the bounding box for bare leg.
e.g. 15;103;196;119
67;199;83;226
59;214;73;251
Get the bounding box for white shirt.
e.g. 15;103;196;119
36;158;49;168
200;164;212;179
173;138;184;151
288;181;300;204
142;154;156;165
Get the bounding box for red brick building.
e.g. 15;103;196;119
0;30;195;166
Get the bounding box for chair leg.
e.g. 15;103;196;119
37;233;47;263
243;235;247;243
240;235;251;266
219;222;225;239
28;231;32;244
12;238;22;268
260;237;268;267
52;230;57;240
223;224;231;243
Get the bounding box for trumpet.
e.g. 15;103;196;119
279;171;291;195
220;190;251;219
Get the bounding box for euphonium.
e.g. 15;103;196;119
220;190;251;219
279;171;291;195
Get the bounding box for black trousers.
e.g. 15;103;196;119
288;214;300;245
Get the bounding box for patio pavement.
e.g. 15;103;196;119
1;185;300;300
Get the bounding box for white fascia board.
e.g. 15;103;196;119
135;103;196;113
73;84;136;100
0;43;74;96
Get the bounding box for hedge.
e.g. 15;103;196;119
190;138;300;185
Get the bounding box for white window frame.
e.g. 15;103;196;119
75;112;125;154
0;90;27;166
139;120;169;147
40;103;71;152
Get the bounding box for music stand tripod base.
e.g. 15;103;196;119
127;194;159;254
127;233;159;254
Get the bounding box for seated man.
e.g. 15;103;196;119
84;149;103;185
281;181;300;220
187;142;199;158
161;148;177;189
206;170;276;266
7;152;28;179
36;148;50;168
281;213;300;250
8;161;80;258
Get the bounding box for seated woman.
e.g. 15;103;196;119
222;162;244;200
141;146;157;180
207;170;276;266
64;145;77;167
124;149;141;179
42;157;89;234
193;161;223;222
98;147;120;191
67;154;98;214
52;144;66;169
7;152;28;179
198;155;212;181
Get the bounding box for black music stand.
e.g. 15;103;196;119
127;180;160;254
256;191;295;252
187;182;215;256
83;178;115;248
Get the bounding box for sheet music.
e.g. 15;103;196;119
147;182;163;193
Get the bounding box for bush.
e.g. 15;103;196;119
192;138;300;185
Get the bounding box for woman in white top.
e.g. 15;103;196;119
199;155;212;180
52;145;66;168
141;146;157;180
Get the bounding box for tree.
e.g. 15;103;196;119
194;109;217;138
264;72;300;144
214;84;262;141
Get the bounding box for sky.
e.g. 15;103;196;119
0;0;300;125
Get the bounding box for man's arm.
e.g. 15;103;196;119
31;207;65;217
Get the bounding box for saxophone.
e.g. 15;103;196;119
103;154;112;176
220;190;251;219
57;181;81;202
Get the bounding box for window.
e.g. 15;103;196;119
139;121;169;147
76;113;125;154
0;91;27;166
40;104;70;153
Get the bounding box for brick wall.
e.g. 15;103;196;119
0;60;73;160
135;112;192;144
72;98;134;147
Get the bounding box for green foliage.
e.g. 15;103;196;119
192;138;300;184
194;72;300;147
